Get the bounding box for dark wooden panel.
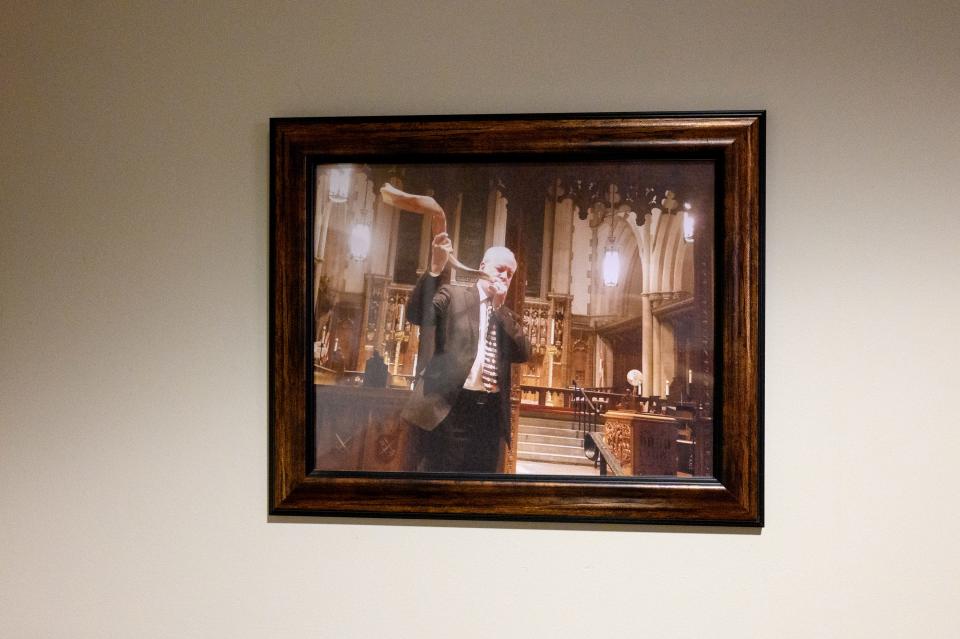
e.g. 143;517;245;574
455;177;487;284
393;211;423;285
633;419;680;476
314;386;418;472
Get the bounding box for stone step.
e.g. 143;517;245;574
516;450;596;466
517;424;585;438
516;415;600;467
518;416;580;430
515;460;600;476
518;441;588;457
518;432;583;446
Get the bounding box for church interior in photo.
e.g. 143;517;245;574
311;160;715;478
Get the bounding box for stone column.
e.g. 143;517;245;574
641;292;653;397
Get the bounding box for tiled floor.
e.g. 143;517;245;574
515;460;600;476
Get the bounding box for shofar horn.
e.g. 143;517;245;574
379;183;491;280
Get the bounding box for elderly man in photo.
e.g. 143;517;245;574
384;184;531;473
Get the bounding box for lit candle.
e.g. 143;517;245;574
665;380;671;396
687;369;693;384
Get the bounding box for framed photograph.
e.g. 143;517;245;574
270;112;763;525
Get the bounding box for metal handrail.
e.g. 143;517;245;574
572;380;600;416
571;380;603;473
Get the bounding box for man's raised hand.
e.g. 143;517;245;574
430;232;452;275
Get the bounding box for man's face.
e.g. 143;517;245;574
479;254;516;297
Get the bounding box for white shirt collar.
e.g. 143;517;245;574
475;280;492;304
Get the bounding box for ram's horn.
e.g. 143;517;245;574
380;183;491;280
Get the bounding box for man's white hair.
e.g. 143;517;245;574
481;246;516;269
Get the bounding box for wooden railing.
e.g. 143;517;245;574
518;384;666;414
314;364;416;389
520;385;633;412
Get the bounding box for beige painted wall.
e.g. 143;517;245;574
2;2;958;637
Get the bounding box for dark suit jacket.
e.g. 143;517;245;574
402;273;531;444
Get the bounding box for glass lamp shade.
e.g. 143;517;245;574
348;222;371;261
328;168;350;203
602;245;620;287
683;207;695;243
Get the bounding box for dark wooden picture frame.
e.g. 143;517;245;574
270;112;763;525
